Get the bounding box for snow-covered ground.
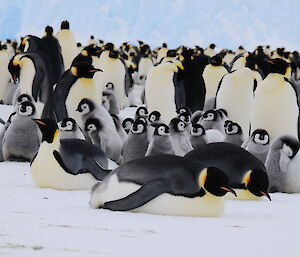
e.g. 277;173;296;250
0;103;299;257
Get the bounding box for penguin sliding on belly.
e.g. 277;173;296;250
90;155;236;217
31;119;109;190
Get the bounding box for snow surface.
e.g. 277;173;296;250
1;0;300;50
0;104;300;257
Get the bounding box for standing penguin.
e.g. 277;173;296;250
145;123;175;156
189;124;208;148
56;20;77;70
53;62;103;124
121;119;149;163
216;67;257;136
0;45;11;102
224;121;244;146
2;101;41;161
265;135;300;193
102;82;120;115
242;129;270;164
58;118;85;140
137;50;153;85
250;59;299;141
204;44;216;57
156;43;168;63
200;109;227;134
145;61;184;123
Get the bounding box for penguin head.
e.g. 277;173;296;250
70;62;102;78
131;120;147;134
162;43;168;48
202;110;217;121
44;26;53;36
224;120;232;129
58;118;77;132
154;124;170;136
17;94;33;105
178;112;191;124
242;170;271;200
82;44;102;57
109;50;120;59
209;44;216;49
176;107;192;116
122;118;134;133
265;58;291;76
225;122;242;135
135;106;148;118
148;111;161;123
199;167;236;197
252;129;270;145
104;43;115;51
77;42;82;48
170;118;186;132
210;55;223;66
76;98;95;115
34;119;58;143
61;20;70;30
85;118;102;132
18;101;36;116
8;56;21;83
191;124;205;136
105;82;114;90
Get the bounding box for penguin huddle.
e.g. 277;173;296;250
1;21;300;217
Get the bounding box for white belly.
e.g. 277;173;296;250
31;140;98;190
19;58;35;97
0;53;11;100
225;189;263;200
203;65;227;99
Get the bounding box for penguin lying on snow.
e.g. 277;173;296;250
31;119;109;190
90;154;236;217
185;142;271;201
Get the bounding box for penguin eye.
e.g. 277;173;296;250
88;124;96;131
67;121;72;127
158;127;164;134
204;113;214;121
140;110;145;115
282;144;293;157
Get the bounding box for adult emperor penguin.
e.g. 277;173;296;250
145;60;184;123
137;49;153;85
242;129;270;164
145;123;175;156
0;45;11;102
216;67;257;136
250;58;299;141
265;135;300;193
89;154;236;217
56;20;77;69
204;44;216;57
53;62;103;124
202;55;228;101
31;119;109;190
58;118;85;140
156;43;168;64
185;142;271;201
2;101;41;161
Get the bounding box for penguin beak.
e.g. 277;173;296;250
88;68;103;73
260;191;271;201
220;186;237;197
33;119;46;126
12;74;18;84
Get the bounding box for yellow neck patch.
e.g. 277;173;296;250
71;67;77;76
243;170;252;187
199;168;208;188
82;50;88;57
53;129;59;141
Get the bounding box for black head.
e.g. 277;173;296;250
210;55;223;66
77;42;82;47
17;94;32;104
202;110;218;121
61;20;70;30
109;50;119;59
131;120;147;134
19;101;35;116
85;117;102;132
76;98;95;114
266;58;290;75
167;50;177;58
243;170;271;200
238;45;244;50
105;43;114;51
279;136;300;159
224;120;232;129
191;124;205;136
252;129;270;145
122;118;134;133
148;111;161;123
70;62;102;78
225;122;242;135
170;118;186;132
90;35;94;40
209;44;216;49
135;106;148;118
199;167;236;197
34;119;58;143
8;57;20;83
154;123;170;136
162;43;167;48
45;26;53;36
178;112;190;123
176;107;192;116
82;44;102;57
58;118;76;131
105;82;114;90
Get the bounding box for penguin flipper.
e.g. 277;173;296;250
32;68;44;102
102;179;169;211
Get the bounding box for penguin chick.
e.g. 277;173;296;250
191;110;204;125
200;109;227;134
121;119;149;163
169;118;193;156
122;117;134;134
135;106;149;119
145;123;175;156
224;121;243;146
85;117;122;163
265;135;300;193
58;118;85;140
243;129;270;164
2;102;41;161
189;124;208;148
103;82;120;115
147;110;161;137
111;114;128;145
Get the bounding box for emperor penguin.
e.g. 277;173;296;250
145;61;184;123
216;67;257;136
2;101;41;161
53;62;103;124
236;45;246;55
122;117;134;134
121;119;149;163
90;154;236;217
84;117;122;163
137;50;153;85
145;123;175;156
156;43;168;63
265;135;300;193
58;118;85;140
0;45;11;102
204;44;216;57
200;109;227;134
242;129;270;164
224;121;244;146
31;119;109;190
250;59;299;141
185;143;271;201
56;20;77;69
110;114;128;145
202;55;228;101
102;82;120;115
189;124;208;148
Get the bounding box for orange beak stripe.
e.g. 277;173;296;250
35;120;46;126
